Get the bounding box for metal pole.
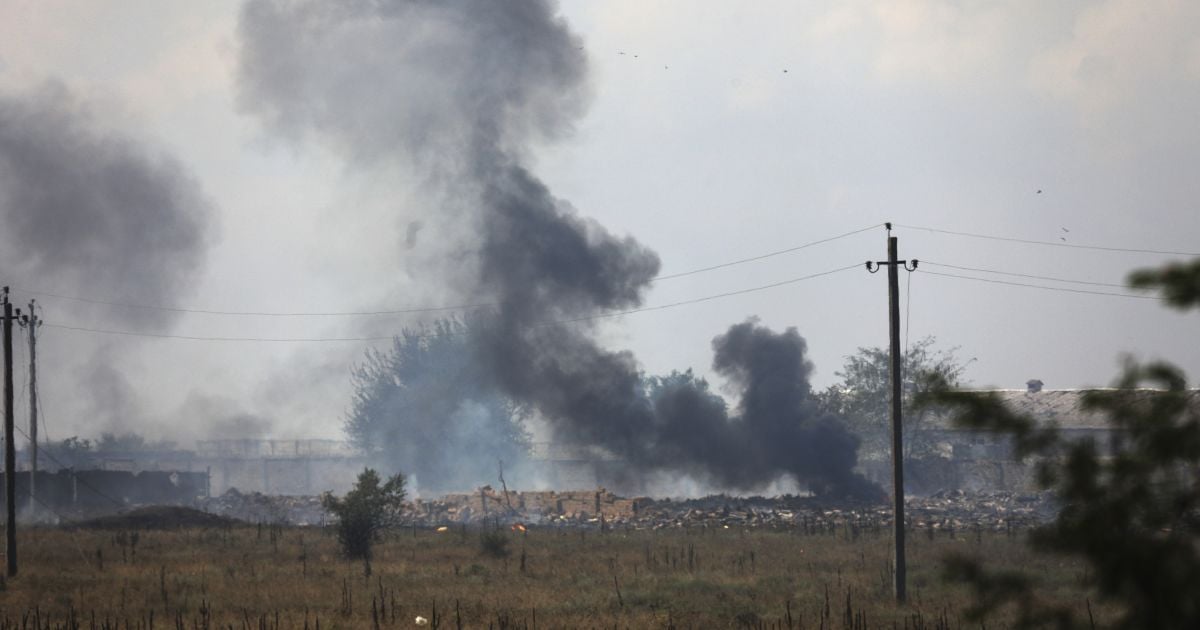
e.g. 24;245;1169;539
3;293;17;577
26;301;37;518
887;235;907;603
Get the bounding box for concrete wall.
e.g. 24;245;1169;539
207;456;367;495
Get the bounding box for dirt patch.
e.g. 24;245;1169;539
73;506;241;530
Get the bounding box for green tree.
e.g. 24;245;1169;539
344;318;530;492
644;369;725;409
322;468;407;560
817;336;972;459
917;261;1200;628
96;432;175;453
1129;258;1200;309
39;436;95;469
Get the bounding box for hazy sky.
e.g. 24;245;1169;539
0;0;1197;444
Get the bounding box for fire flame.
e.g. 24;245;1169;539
511;523;527;532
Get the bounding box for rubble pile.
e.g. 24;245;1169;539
409;487;1057;533
201;489;328;525
907;489;1056;533
196;487;1057;532
413;486;639;525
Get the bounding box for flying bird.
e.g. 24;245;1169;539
1061;227;1069;233
1037;189;1043;194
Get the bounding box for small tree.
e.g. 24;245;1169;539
322;468;407;560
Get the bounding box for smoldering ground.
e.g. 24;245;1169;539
237;0;880;499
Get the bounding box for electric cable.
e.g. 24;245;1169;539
904;270;912;358
652;223;883;281
919;269;1164;301
921;261;1132;289
7;223;884;318
895;223;1200;257
41;263;863;343
13;423;126;509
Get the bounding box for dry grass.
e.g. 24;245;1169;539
0;521;1114;628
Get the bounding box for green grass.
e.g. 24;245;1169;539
0;523;1115;628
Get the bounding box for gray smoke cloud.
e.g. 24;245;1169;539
0;81;214;331
0;81;215;435
237;0;878;498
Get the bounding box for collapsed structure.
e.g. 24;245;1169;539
861;385;1200;493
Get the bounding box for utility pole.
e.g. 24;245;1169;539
2;287;18;577
866;224;918;603
21;302;40;517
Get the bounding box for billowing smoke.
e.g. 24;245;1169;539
0;81;215;432
237;0;879;499
0;82;214;331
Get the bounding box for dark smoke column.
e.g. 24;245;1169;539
0;81;215;431
0;82;213;330
237;0;880;499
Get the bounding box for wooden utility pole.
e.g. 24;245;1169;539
866;224;918;603
22;301;40;517
3;288;17;577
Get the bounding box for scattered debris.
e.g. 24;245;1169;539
187;486;1057;533
73;506;239;530
201;488;326;525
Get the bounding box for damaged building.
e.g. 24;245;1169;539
863;382;1200;494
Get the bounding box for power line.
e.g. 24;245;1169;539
895;223;1200;257
40;263;863;343
921;261;1132;289
12;423;126;509
561;263;861;324
41;324;393;343
7;223;885;318
18;484;95;566
13;287;495;318
919;269;1164;301
652;223;883;281
904;270;912;358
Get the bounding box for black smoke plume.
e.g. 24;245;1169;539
0;81;215;430
0;82;213;331
237;0;879;499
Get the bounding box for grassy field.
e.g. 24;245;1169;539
0;520;1112;629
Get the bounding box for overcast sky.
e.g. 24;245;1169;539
0;0;1197;444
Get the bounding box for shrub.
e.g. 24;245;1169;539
322;468;406;560
479;530;510;558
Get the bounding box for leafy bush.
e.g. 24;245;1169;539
322;468;406;560
479;529;510;558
